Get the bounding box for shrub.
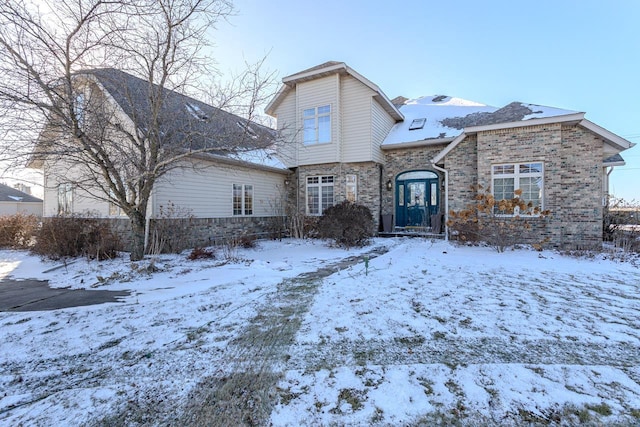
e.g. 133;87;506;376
148;202;194;254
187;246;215;260
447;186;550;252
0;213;39;249
32;214;120;260
603;197;640;253
317;201;374;248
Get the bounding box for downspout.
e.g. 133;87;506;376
431;163;449;241
605;166;615;207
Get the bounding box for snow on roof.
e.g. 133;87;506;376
228;148;287;170
382;95;497;146
519;103;579;121
382;96;579;147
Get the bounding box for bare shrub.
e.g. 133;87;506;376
32;214;120;260
148;202;194;255
604;197;640;253
187;247;215;260
447;186;550;252
0;213;39;249
318;201;374;248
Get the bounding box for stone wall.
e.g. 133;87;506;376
108;216;284;254
292;162;383;229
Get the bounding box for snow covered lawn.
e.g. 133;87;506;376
1;238;640;425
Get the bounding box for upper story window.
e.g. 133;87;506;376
492;162;543;214
303;105;331;144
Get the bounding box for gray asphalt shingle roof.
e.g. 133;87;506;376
83;68;275;154
0;183;42;203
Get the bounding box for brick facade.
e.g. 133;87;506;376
292;162;383;228
446;124;604;249
381;145;447;221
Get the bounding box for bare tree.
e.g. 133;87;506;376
0;0;278;260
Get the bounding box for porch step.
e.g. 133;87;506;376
378;231;445;239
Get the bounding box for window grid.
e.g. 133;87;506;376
233;184;253;216
307;175;334;215
303;105;331;144
492;162;543;214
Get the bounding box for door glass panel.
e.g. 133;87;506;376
409;183;425;206
398;184;404;206
431;182;437;206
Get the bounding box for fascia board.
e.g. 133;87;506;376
580;119;635;151
381;137;455;151
462;112;585;134
431;133;467;164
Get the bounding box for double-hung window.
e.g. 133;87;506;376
492;162;543;214
57;183;73;215
307;176;334;215
303;105;331;144
233;184;253;216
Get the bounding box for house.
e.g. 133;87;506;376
265;61;634;249
0;183;42;216
29;68;290;249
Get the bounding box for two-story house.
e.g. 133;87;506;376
266;61;634;249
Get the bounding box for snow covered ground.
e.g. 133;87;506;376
1;238;640;425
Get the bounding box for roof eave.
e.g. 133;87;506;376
463;112;585;134
265;85;292;117
579;119;635;152
279;62;404;121
190;151;291;175
381;137;455;151
604;160;626;167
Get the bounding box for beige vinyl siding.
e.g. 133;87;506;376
341;76;377;163
297;75;339;166
42;160;112;217
371;98;397;163
153;160;286;218
274;90;298;168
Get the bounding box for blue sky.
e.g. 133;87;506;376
213;0;640;201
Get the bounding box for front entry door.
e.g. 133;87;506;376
395;171;439;228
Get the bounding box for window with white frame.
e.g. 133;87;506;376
233;184;253;216
57;183;73;215
492;162;543;214
307;176;334;215
346;174;357;202
303;105;331;144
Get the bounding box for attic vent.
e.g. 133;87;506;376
432;95;447;102
237;121;258;139
409;118;426;130
185;103;208;120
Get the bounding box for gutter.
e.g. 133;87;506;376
431;163;449;241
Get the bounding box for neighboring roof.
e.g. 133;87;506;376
604;153;626;166
0;183;42;203
265;61;403;121
382;96;581;147
81;68;284;171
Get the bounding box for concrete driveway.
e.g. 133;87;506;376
0;278;129;312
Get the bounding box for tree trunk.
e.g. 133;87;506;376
130;211;146;261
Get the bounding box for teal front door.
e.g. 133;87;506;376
395;171;439;228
